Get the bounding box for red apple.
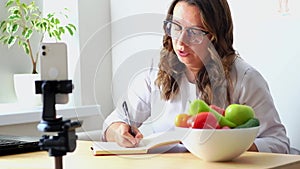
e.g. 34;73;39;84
209;104;225;116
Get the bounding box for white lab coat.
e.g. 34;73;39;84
103;57;290;154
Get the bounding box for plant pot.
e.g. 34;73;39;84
13;74;42;107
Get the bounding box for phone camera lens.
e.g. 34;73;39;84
42;45;46;50
42;51;46;56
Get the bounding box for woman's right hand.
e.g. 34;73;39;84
105;122;143;147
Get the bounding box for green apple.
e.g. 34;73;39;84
225;104;255;126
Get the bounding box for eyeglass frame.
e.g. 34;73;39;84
163;20;209;44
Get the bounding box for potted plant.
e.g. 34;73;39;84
0;0;76;74
0;0;76;106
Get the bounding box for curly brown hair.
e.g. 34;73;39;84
155;0;237;107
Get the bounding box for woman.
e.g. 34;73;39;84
102;0;290;153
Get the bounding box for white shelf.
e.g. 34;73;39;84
0;104;101;126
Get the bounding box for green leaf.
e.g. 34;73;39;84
7;23;13;33
35;21;40;27
55;18;60;24
0;35;6;42
25;16;30;21
21;2;27;9
24;29;33;39
21;42;30;55
59;27;65;34
17;39;22;46
2;26;7;34
48;32;53;38
3;37;9;44
42;22;47;31
16;0;21;5
68;24;77;31
7;36;17;47
36;23;45;31
27;2;33;9
11;24;19;34
0;21;6;30
8;6;20;14
8;14;21;20
47;13;54;18
65;25;74;36
28;2;40;14
22;4;29;16
32;13;40;18
13;9;20;15
5;0;15;7
53;30;62;40
50;17;55;23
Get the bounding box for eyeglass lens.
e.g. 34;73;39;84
164;20;207;44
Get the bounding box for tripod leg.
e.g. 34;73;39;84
55;156;63;169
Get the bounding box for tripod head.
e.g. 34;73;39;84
35;80;82;164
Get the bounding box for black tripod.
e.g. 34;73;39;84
35;80;82;169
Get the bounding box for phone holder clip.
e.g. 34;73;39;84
35;80;82;169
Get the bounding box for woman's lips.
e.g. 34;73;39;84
178;50;189;57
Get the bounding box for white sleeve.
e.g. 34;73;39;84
236;68;290;153
102;69;154;140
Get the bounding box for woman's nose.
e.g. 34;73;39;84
176;30;189;46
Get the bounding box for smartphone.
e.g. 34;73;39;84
39;42;69;104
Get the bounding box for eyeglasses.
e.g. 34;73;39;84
163;20;209;44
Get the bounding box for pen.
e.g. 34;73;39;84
122;101;136;137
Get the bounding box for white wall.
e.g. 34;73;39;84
110;0;172;105
78;0;113;119
229;0;300;150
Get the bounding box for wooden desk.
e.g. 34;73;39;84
0;141;300;169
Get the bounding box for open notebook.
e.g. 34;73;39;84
92;131;184;155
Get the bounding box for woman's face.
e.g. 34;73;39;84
172;1;210;73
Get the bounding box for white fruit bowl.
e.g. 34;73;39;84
175;126;259;162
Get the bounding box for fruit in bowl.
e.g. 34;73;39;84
175;99;259;129
174;99;260;161
176;126;259;161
